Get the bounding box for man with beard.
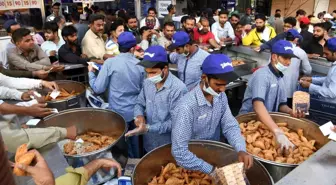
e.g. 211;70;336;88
82;14;109;62
305;23;327;58
193;18;221;49
158;22;175;49
229;13;240;30
178;16;196;40
300;37;336;103
211;10;235;45
126;15;141;43
242;14;276;46
41;22;65;63
59;25;103;65
140;8;161;29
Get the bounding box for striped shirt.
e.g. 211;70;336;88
169;47;209;90
105;39;120;56
171;84;246;174
134;72;188;152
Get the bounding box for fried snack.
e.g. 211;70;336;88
232;60;245;67
148;163;214;185
15;144;28;162
63;131;117;155
241;120;317;164
45;88;79;101
13;152;35;176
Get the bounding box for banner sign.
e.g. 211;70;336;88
0;0;41;10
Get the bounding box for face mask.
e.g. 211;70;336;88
148;72;163;84
203;79;220;97
275;59;288;73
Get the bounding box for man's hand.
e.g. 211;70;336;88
238;151;253;169
66;125;77;140
51;65;65;72
290;109;305;118
80;54;88;59
41;81;58;90
49;50;56;56
21;90;34;101
142;30;151;40
15;150;55;185
134;50;144;59
254;47;261;52
33;70;49;79
88;64;96;72
331;125;336;132
299;80;311;88
134;115;146;127
300;76;312;83
27;103;53;117
84;158;122;178
273;128;295;151
99;159;122;177
125;122;148;137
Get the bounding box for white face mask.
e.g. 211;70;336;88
148;71;163;84
275;59;288;73
203;79;220;97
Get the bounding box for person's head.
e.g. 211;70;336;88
218;10;229;25
275;13;281;19
117;32;137;53
235;22;244;35
255;14;266;32
299;16;310;30
163;22;175;40
12;28;35;52
286;29;303;45
3;20;20;36
89;14;105;35
147;7;157;17
126;15;138;30
296;9;306;19
62;25;78;45
275;9;281;15
138;46;169;83
51;2;61;16
324;38;336;61
183;16;196;33
323;13;333;21
109;20;125;39
44;22;59;41
317;12;324;20
145;16;156;29
332;10;336;19
201;54;239;95
271;40;297;73
140;26;151;37
323;21;332;32
230;14;240;27
246;7;252;15
199;17;210;34
214;9;220;16
71;12;80;23
313;23;326;42
167;4;176;14
168;31;193;55
54;16;65;29
283;17;297;32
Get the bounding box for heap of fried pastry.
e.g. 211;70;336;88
45;88;79;101
240;120;316;164
63;131;116;155
148;163;214;185
232;60;245;67
13;144;35;176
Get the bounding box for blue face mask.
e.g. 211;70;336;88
203;79;220;97
148;71;163;84
275;58;289;73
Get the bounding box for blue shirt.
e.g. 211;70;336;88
309;61;336;103
239;64;287;114
260;32;286;51
134;72;188;152
169;47;209;90
89;53;145;122
171;84;246;174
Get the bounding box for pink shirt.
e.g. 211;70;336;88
193;28;215;44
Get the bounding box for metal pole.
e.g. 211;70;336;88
40;0;46;21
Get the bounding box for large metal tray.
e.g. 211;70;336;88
231;56;257;76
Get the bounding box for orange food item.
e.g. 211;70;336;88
13;153;35;176
15;144;28;162
45;88;79;101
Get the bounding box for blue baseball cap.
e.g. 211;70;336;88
137;46;168;68
167;31;190;51
202;54;239;83
287;29;303;40
271;40;298;58
4;20;18;33
326;37;336;52
118;32;137;49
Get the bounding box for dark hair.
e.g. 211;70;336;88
296;9;306;17
62;25;77;37
308;14;315;19
199;17;209;24
275;13;281;18
52;2;60;7
89;14;105;24
286;32;296;42
323;21;332;32
219;10;229;16
109;20;124;35
182;8;188;15
147;7;157;14
230;13;240;20
44;22;58;32
119;47;132;53
300;22;309;30
12;28;31;43
275;9;281;13
163;22;175;29
126;15;137;23
284;17;297;27
255;14;266;21
314;22;326;30
333;10;336;14
152;62;168;69
71;12;80;22
167;4;175;12
206;74;220;81
140;26;151;35
117;9;128;21
53;16;64;24
318;12;324;19
183;16;196;24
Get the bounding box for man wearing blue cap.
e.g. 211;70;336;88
282;29;312;107
172;54;253;176
125;46;188;152
240;40;305;151
88;32;145;158
168;31;209;90
299;37;336;103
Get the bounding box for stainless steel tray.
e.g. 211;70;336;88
231;56;257;76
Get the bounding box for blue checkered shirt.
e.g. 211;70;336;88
134;72;188;152
171;84;246;174
169;47;209;90
89;53;145;122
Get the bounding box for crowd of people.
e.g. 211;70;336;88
1;3;336;185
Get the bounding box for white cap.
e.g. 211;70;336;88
324;13;333;19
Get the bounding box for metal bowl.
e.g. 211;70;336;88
37;108;128;185
40;80;87;111
132;140;274;185
236;112;329;182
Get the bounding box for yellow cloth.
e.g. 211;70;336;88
242;26;277;46
81;29;106;59
55;167;89;185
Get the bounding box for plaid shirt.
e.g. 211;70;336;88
172;84;246;174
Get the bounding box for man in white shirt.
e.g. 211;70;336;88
1;20;21;68
140;7;160;29
41;22;65;62
46;2;61;22
211;10;235;45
